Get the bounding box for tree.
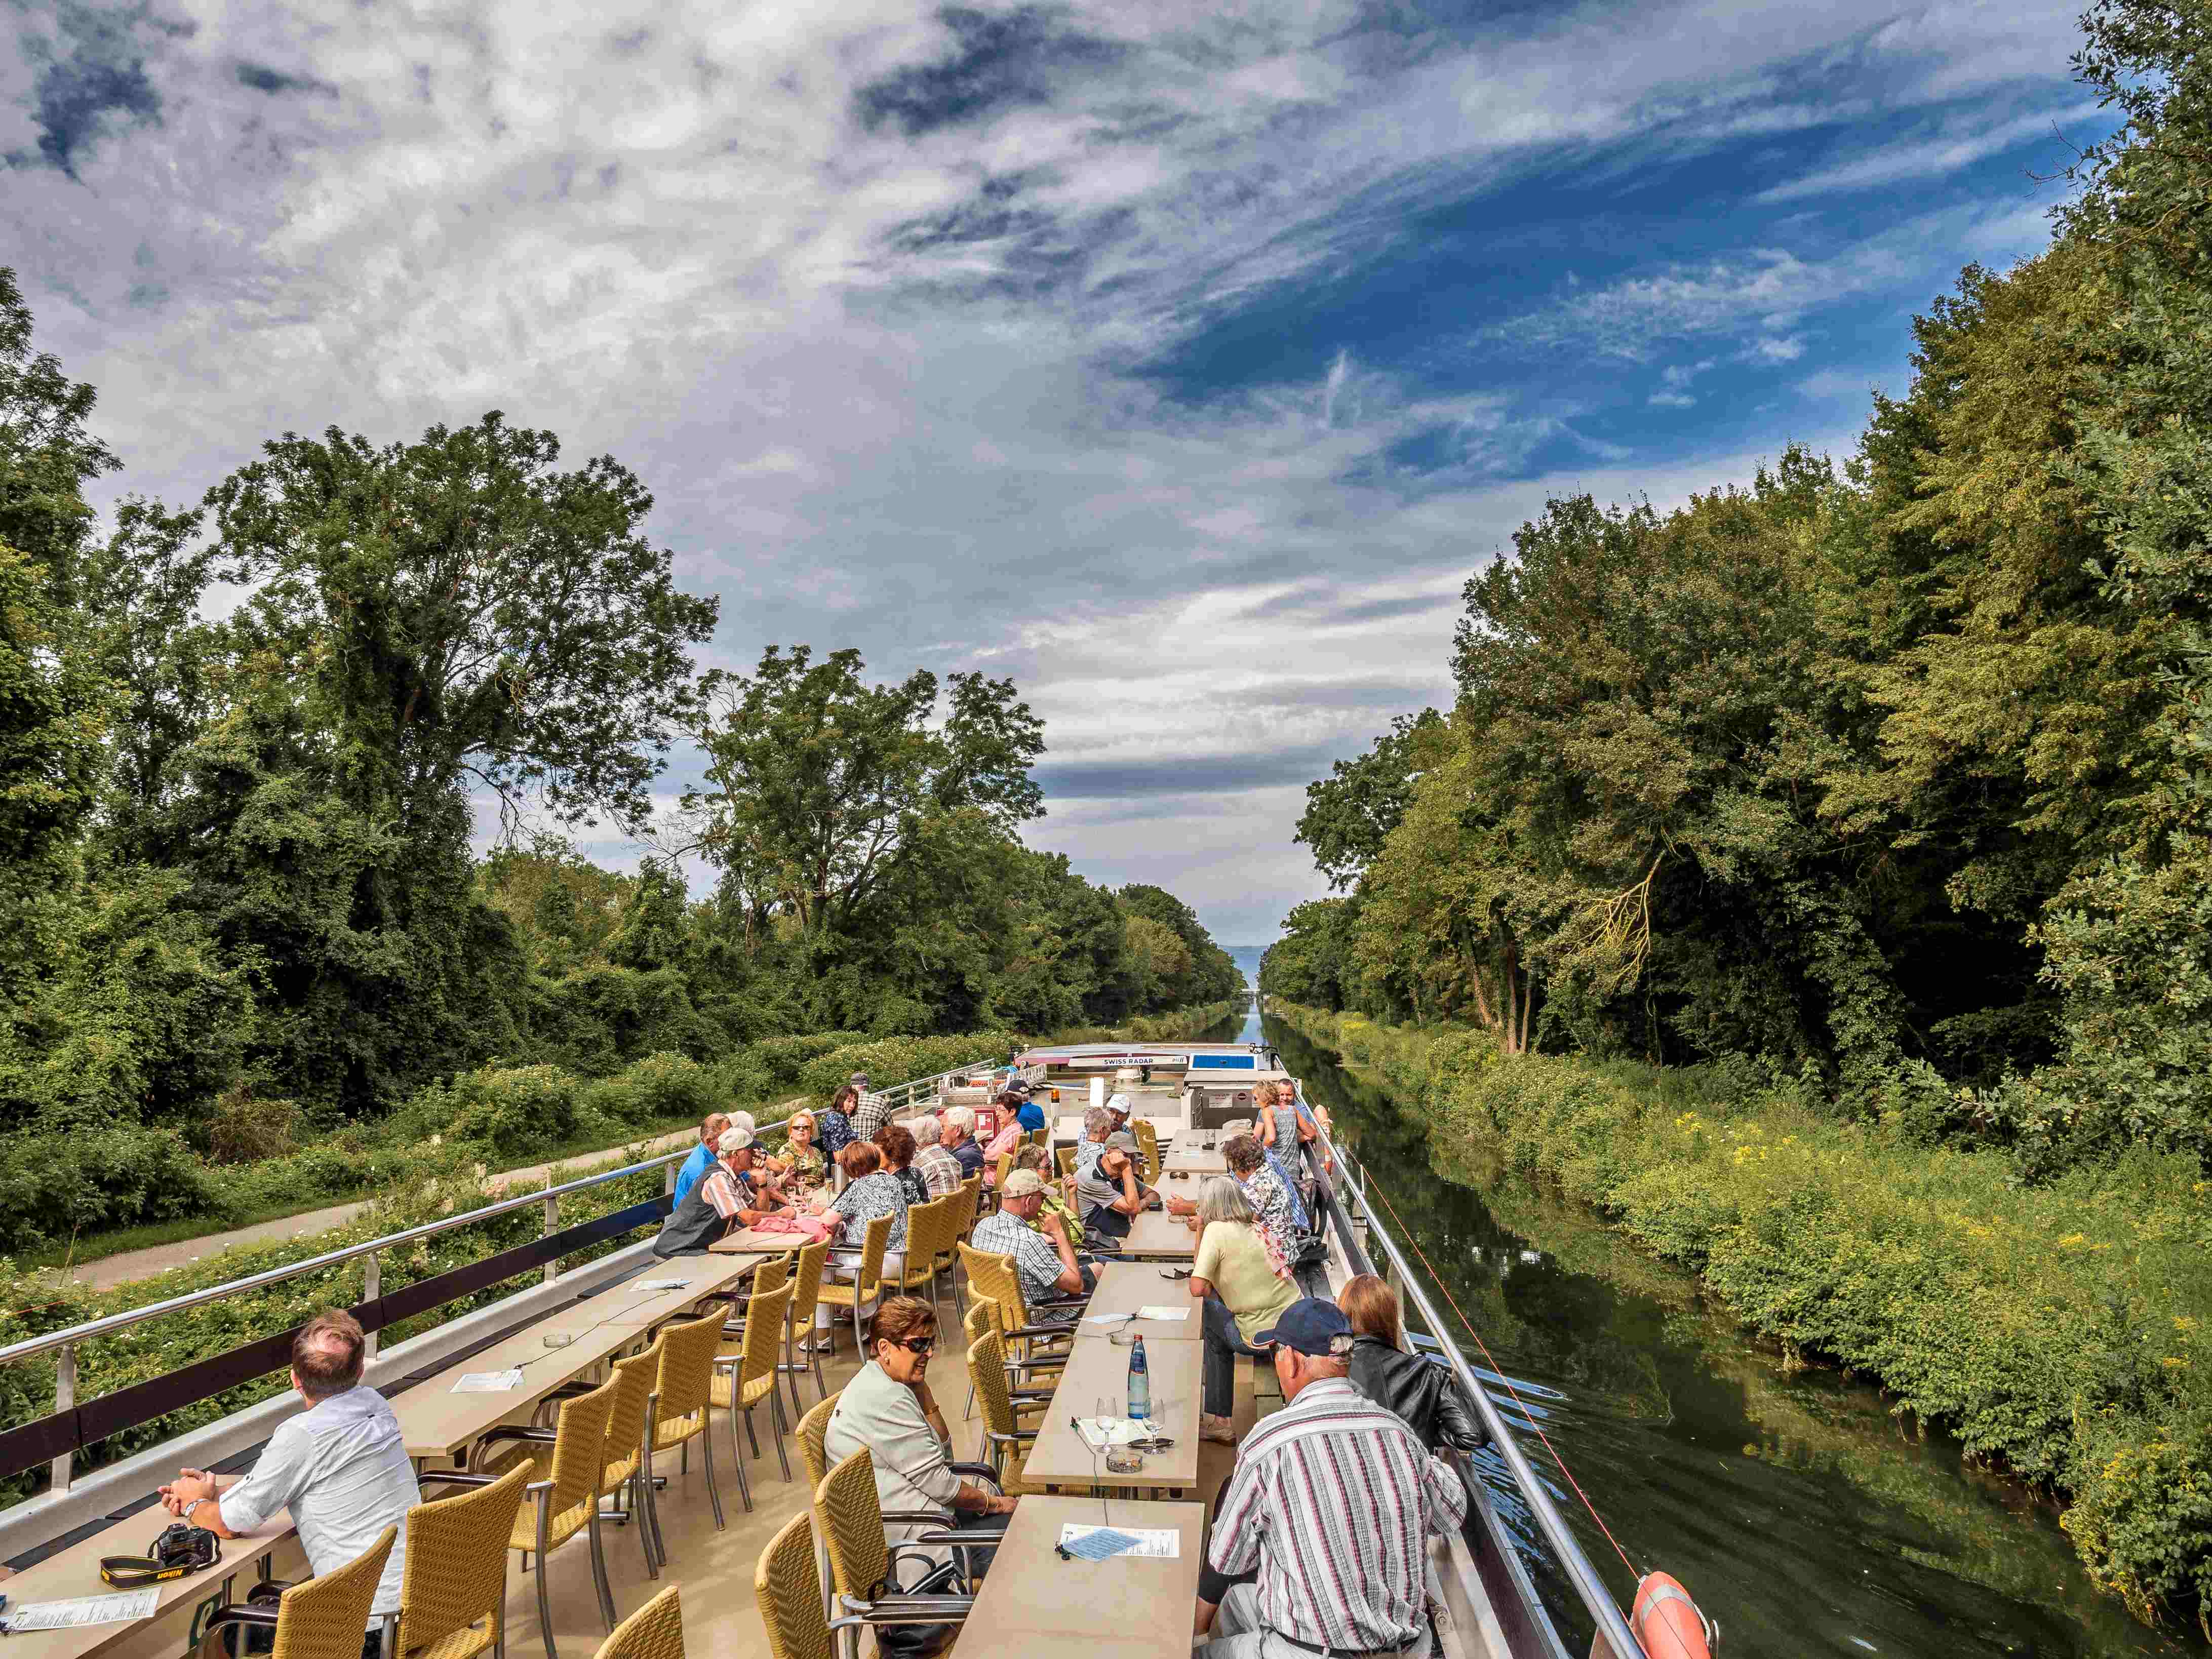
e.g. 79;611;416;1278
1294;709;1446;891
208;413;719;835
681;645;1044;938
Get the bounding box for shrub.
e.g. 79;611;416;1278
205;1090;308;1164
795;1032;1012;1100
578;1051;718;1127
752;1032;869;1087
394;1064;584;1161
0;1127;219;1253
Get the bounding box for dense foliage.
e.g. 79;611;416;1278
0;274;1239;1254
1268;0;2212;1177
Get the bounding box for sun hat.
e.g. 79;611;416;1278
1001;1168;1046;1198
717;1125;756;1154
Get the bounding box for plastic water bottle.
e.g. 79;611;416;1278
1126;1335;1151;1421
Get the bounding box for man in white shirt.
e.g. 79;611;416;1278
161;1310;418;1632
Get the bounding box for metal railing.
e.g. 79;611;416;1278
2;1055;1001;1494
1305;1125;1648;1659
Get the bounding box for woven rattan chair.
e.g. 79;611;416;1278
393;1462;532;1659
469;1375;623;1657
648;1314;730;1542
1053;1145;1075;1178
713;1278;796;1509
811;1451;983;1659
794;1391;842;1491
482;1341;661;1584
589;1584;684;1659
1133;1119;1160;1182
778;1238;831;1417
756;1511;863;1659
812;1211;891;1356
956;1243;1080;1354
199;1525;396;1659
882;1196;949;1323
965;1328;1048;1493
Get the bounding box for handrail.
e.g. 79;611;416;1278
0;1056;1001;1373
1306;1124;1648;1659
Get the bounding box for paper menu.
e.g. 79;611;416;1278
1073;1416;1148;1449
3;1589;162;1631
451;1369;525;1393
634;1279;691;1291
1054;1525;1180;1560
1134;1306;1190;1321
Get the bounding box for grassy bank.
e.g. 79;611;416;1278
1271;1004;2212;1637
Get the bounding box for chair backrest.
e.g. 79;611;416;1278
788;1237;830;1326
654;1315;726;1427
397;1463;530;1657
272;1525;396;1659
796;1389;843;1490
1054;1146;1075;1177
962;1296;1000;1348
1030;1127;1049;1149
965;1328;1019;1446
592;1583;686;1659
603;1345;659;1483
955;1175;981;1240
740;1280;796;1388
750;1253;791;1297
546;1377;620;1521
813;1449;887;1599
897;1198;941;1280
1133;1120;1160;1181
853;1211;892;1297
993;1152;1013;1190
755;1512;832;1659
959;1242;1032;1328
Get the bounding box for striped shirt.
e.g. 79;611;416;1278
914;1143;964;1199
1208;1378;1466;1653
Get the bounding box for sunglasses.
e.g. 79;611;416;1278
888;1336;937;1355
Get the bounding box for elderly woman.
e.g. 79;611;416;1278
1340;1275;1488;1454
911;1113;964;1198
1011;1144;1084;1239
770;1110;827;1197
940;1105;985;1179
823;1297;1013;1653
1222;1134;1327;1298
811;1140;910;1337
1189;1175;1298;1441
878;1122;929;1208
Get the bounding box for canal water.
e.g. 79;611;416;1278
1240;998;2195;1658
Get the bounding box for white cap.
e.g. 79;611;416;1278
1106;1092;1134;1116
717;1125;756;1153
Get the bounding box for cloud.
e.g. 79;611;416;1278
1757;99;2108;203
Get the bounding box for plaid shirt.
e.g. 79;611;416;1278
914;1143;963;1199
1209;1378;1467;1652
851;1092;890;1142
971;1209;1073;1308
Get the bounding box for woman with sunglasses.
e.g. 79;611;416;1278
823;1298;1015;1649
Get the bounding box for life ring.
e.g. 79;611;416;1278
1630;1572;1716;1658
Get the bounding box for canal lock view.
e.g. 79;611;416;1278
1233;994;2195;1659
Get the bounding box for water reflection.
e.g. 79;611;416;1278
1265;1015;2196;1659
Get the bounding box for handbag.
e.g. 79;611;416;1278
868;1558;969;1657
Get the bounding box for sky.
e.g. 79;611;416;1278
3;0;2105;944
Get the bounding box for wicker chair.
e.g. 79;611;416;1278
1132;1119;1160;1183
713;1278;796;1509
957;1243;1081;1355
198;1526;397;1659
811;1451;984;1659
648;1315;731;1543
1053;1145;1076;1178
483;1341;661;1584
755;1512;852;1659
391;1461;533;1659
468;1375;623;1657
812;1211;892;1357
965;1328;1048;1493
882;1196;949;1323
778;1239;831;1416
590;1585;684;1659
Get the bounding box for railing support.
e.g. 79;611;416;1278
542;1194;560;1284
362;1252;381;1359
51;1342;76;1492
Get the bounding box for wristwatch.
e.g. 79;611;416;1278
183;1496;210;1523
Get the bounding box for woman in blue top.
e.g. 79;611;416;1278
816;1084;859;1158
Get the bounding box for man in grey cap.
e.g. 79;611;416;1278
850;1072;889;1142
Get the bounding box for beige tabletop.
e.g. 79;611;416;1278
952;1496;1205;1656
1024;1334;1200;1492
1117;1208;1199;1259
0;1505;294;1659
1162;1146;1228;1175
389;1259;750;1460
1072;1260;1202;1340
706;1226;812;1256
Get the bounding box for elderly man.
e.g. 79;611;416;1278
161;1311;417;1638
849;1072;890;1143
673;1110;732;1205
941;1105;986;1179
654;1124;783;1256
1198;1300;1467;1658
1073;1096;1140;1183
970;1168;1090;1315
1072;1104;1150;1242
911;1113;964;1198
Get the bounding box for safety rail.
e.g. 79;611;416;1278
1303;1124;1647;1659
0;1054;1001;1498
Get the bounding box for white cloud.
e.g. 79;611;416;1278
1756;98;2111;203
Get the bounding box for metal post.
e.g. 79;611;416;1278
362;1252;381;1360
50;1342;76;1492
664;1161;678;1196
542;1194;560;1284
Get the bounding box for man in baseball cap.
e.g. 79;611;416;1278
971;1167;1091;1312
1199;1297;1466;1657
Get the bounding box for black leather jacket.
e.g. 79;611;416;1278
1349;1335;1489;1453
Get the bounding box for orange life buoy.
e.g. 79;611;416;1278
1630;1572;1715;1659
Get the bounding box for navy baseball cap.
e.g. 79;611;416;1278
1253;1298;1353;1357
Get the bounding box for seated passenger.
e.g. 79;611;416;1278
941;1106;986;1179
653;1125;784;1257
773;1110;827;1198
1188;1176;1298;1444
1199;1300;1468;1659
811;1140;910;1335
911;1114;964;1198
160;1311;417;1643
1221;1134;1326;1298
980;1101;1028;1187
1012;1144;1085;1238
1340;1274;1489;1454
878;1122;929;1208
673;1111;732;1205
1074;1124;1148;1242
816;1085;860;1160
971;1168;1091;1317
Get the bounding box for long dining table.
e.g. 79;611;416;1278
1022;1332;1201;1496
950;1496;1206;1657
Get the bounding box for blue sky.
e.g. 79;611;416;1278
3;0;2101;942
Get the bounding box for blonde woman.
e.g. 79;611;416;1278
775;1110;827;1197
1189;1175;1297;1441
